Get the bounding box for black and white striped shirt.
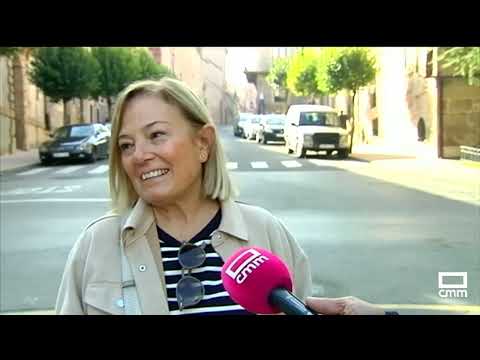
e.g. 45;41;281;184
157;209;253;316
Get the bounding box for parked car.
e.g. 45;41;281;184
233;113;253;137
256;114;286;144
284;105;352;158
39;123;110;165
243;115;262;140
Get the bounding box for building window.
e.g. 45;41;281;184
370;89;376;108
372;118;379;136
426;50;433;77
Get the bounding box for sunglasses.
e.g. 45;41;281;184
176;241;208;311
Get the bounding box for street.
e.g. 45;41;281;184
1;125;479;313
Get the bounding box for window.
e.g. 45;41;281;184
299;112;342;127
426;50;433;77
370;89;376;108
372;118;379;136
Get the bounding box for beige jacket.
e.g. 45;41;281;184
55;198;312;315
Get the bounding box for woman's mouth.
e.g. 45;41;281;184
141;169;170;181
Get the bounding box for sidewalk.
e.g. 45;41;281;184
350;144;480;206
0;149;40;173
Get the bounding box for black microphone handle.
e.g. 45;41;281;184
268;288;316;315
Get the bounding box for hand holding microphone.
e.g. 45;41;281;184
221;246;393;315
221;246;316;315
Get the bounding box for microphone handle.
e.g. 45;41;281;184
269;288;317;315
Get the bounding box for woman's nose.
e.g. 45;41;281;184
132;141;154;163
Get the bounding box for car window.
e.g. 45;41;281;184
70;126;94;137
299;112;342;127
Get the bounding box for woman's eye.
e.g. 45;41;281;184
119;143;133;151
150;131;167;140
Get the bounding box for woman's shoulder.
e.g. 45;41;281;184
234;200;275;218
77;213;122;246
232;200;284;228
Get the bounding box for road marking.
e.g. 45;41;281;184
0;198;111;204
35;186;59;194
281;160;302;168
308;159;334;167
17;168;49;176
55;166;85;174
87;165;109;174
251;161;269;169
227;162;238;170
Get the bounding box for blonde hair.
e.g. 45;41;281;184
108;77;238;214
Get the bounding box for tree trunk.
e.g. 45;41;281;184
79;99;84;123
63;100;70;126
107;97;112;121
349;90;356;154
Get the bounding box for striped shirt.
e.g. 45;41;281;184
157;208;253;316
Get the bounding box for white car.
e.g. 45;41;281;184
284;105;352;158
243;115;262;140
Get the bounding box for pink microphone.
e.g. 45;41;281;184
221;247;315;315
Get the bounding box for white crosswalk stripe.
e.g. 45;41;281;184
87;165;109;174
55;166;86;174
308;159;333;167
17;168;50;176
281;160;302;168
251;161;269;169
226;162;238;170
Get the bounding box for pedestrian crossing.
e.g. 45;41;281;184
14;159;368;177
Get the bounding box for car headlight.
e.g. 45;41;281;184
79;142;92;152
264;126;272;133
304;135;313;146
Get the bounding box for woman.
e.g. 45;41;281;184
55;78;313;315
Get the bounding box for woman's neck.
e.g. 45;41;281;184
152;195;220;242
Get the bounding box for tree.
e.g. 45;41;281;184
286;48;323;103
91;47;140;119
131;48;173;81
0;47;21;57
320;47;376;152
29;47;99;125
439;47;480;86
267;57;290;102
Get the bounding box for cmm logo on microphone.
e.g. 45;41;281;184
438;272;468;298
225;248;269;284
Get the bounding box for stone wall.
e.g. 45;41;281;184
442;77;480;158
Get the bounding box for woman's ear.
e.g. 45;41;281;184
196;124;215;162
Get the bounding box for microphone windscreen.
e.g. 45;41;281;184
221;246;293;314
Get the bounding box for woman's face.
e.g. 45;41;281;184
118;95;209;206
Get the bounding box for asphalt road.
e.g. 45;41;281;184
1;125;478;313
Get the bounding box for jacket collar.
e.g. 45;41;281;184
121;198;250;245
218;199;249;242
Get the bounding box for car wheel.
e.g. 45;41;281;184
89;147;98;163
40;159;51;166
337;149;349;159
295;141;306;158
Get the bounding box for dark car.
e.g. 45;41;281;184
39;123;110;165
256;114;286;144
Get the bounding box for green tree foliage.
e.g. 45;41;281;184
29;47;99;125
317;47;376;152
131;48;173;81
267;57;289;90
91;47;139;119
0;47;21;57
286;48;323;102
439;47;480;86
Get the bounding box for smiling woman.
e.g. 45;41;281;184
55;77;313;315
